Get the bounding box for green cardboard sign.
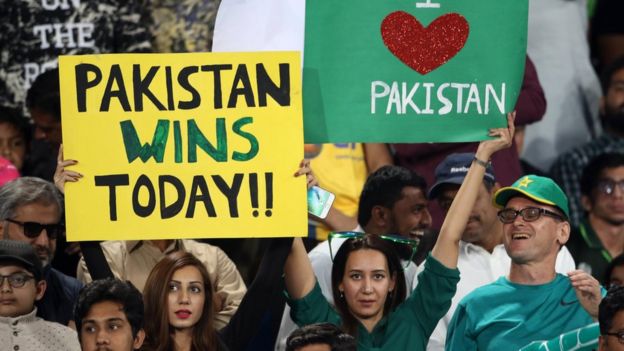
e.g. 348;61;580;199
303;0;528;143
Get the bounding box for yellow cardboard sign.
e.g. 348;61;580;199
59;52;306;241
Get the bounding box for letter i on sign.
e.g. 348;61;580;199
416;0;441;8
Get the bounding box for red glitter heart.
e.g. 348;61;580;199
381;12;469;75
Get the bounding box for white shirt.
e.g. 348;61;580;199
420;242;576;351
275;237;419;350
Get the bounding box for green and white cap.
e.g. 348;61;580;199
493;175;569;218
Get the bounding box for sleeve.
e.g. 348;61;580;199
212;246;248;330
514;56;546;126
113;0;153;53
218;238;291;350
406;255;460;338
287;282;341;327
445;303;478;351
76;242;123;283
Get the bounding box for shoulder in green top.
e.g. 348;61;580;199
446;274;595;351
286;254;459;351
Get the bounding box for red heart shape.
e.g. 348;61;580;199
381;12;469;75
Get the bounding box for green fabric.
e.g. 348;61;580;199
568;218;612;282
302;1;528;143
494;175;570;217
519;322;599;351
446;274;595;351
288;254;460;350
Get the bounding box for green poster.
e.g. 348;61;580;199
303;0;528;143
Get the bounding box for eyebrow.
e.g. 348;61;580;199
170;280;202;284
83;317;125;324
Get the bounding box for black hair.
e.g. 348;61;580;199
600;56;624;95
600;285;624;335
331;234;406;336
605;254;624;287
74;278;144;340
286;323;356;351
357;166;427;227
25;68;60;121
0;105;32;145
580;153;624;198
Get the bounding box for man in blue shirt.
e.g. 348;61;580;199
446;175;603;350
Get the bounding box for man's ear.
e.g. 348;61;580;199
581;195;593;213
35;279;46;301
556;221;571;246
370;206;388;227
133;329;146;349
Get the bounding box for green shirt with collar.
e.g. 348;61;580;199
568;218;612;282
287;254;460;350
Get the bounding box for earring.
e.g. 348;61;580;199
339;290;344;298
388;289;393;298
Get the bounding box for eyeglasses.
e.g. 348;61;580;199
605;331;624;345
0;272;35;288
4;219;63;240
497;207;565;224
597;179;624;196
328;231;418;270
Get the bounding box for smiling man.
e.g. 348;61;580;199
74;278;145;351
446;175;603;350
421;154;575;351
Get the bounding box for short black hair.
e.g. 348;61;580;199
286;323;356;351
357;165;427;227
600;56;624;95
25;68;60;121
74;278;144;340
580;153;624;198
0;105;31;145
600;285;624;335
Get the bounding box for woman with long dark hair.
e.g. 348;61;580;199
284;114;515;349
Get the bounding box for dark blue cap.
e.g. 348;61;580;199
428;153;496;199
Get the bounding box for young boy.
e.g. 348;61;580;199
0;240;80;350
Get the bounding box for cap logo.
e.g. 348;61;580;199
450;166;469;174
518;176;533;188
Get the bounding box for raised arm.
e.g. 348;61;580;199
431;113;515;268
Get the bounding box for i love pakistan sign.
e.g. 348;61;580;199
303;0;528;143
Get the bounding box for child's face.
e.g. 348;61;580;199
0;264;45;318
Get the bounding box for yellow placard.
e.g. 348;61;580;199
59;52;306;241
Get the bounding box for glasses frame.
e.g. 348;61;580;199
328;231;418;270
497;207;565;224
597;179;624;196
0;272;35;288
4;218;63;240
605;331;624;345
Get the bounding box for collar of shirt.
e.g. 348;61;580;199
0;308;37;327
126;240;183;254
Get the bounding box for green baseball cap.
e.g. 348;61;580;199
493;175;569;218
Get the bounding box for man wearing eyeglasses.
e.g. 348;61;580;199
422;153;575;351
446;174;603;350
0;177;82;326
0;240;80;350
567;153;624;282
599;285;624;351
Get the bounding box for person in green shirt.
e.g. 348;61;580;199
446;174;604;350
284;113;516;350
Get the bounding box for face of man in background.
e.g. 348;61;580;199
30;107;62;147
584;166;624;226
600;310;624;351
601;68;624;133
384;186;431;242
437;182;500;247
0;202;60;266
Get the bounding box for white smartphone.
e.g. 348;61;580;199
307;186;335;219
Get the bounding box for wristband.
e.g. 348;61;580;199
473;156;491;168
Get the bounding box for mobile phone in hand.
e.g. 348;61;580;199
307;186;335;219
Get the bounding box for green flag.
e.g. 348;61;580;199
303;0;528;143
